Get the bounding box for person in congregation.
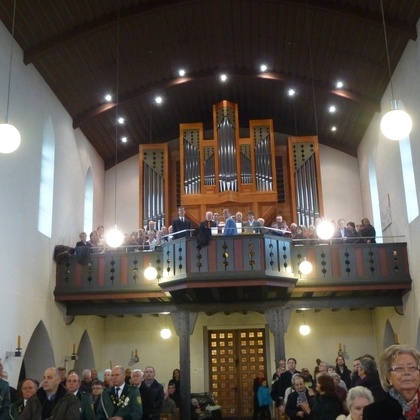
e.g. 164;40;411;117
76;231;91;248
271;358;300;405
103;368;112;388
161;387;177;418
20;367;79;419
140;366;164;420
356;357;387;401
199;211;217;229
0;359;11;419
299;373;343;419
170;369;181;395
285;373;313;420
91;379;104;415
131;369;144;388
363;344;420;419
95;365;142;420
360;217;376;243
243;211;262;233
58;366;67;386
9;378;38;419
222;208;238;236
66;371;95;420
167;382;182;409
336;386;373;420
80;368;93;393
335;356;352;390
172;206;192;239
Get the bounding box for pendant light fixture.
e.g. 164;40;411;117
299;311;311;336
0;0;21;154
106;3;124;248
379;0;412;140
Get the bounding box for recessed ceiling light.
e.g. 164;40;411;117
260;64;268;72
331;126;337;132
154;96;163;104
104;94;112;102
118;117;125;124
220;74;227;82
288;88;296;97
178;69;186;77
336;81;344;89
121;136;128;143
329;105;336;113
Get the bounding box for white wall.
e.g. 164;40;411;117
0;21;105;386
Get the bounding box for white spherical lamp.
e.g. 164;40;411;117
144;264;158;281
299;324;311;336
316;220;334;240
0;123;21;153
106;226;124;248
160;328;171;339
381;104;412;141
299;259;313;275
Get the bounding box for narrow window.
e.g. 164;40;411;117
84;168;93;234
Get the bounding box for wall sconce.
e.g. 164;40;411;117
144;263;158;281
65;343;78;361
299;258;313;275
131;349;139;363
6;335;23;358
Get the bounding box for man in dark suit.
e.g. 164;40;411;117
66;372;95;420
96;365;142;420
140;366;164;420
270;358;300;405
172;206;192;239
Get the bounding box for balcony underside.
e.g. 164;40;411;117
55;236;411;316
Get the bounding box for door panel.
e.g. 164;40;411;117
209;329;266;419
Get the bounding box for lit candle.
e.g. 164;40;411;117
338;342;342;351
17;335;21;349
135;349;138;358
394;333;399;344
72;343;76;354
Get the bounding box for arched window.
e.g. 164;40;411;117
38;118;55;237
84;168;93;234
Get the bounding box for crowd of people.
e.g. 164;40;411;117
252;344;420;420
0;360;183;420
72;210;376;255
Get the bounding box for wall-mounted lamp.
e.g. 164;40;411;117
6;335;23;358
160;328;171;339
65;343;78;361
131;349;139;363
144;263;158;281
299;258;313;275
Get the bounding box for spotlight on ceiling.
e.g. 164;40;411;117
121;136;127;143
331;126;337;132
220;74;228;82
329;105;336;113
104;94;112;102
336;81;344;89
178;69;186;77
118;117;125;124
288;89;296;97
260;64;268;72
154;96;163;104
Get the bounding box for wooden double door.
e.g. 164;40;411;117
208;329;266;419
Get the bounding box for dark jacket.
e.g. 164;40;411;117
358;374;387;401
20;384;80;420
0;379;10;420
309;394;342;420
140;380;164;420
96;384;142;420
75;390;95;420
335;364;352;389
363;393;405;420
8;399;23;420
285;389;312;419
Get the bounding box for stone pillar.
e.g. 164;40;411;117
171;311;198;420
265;308;291;366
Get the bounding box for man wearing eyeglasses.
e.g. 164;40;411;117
96;365;142;420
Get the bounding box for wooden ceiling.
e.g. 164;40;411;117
1;0;419;168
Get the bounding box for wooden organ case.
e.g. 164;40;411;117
139;100;324;228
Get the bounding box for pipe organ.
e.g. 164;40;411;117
139;101;324;229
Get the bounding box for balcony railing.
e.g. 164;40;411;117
55;234;411;304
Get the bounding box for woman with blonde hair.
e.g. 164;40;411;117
363;344;420;419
